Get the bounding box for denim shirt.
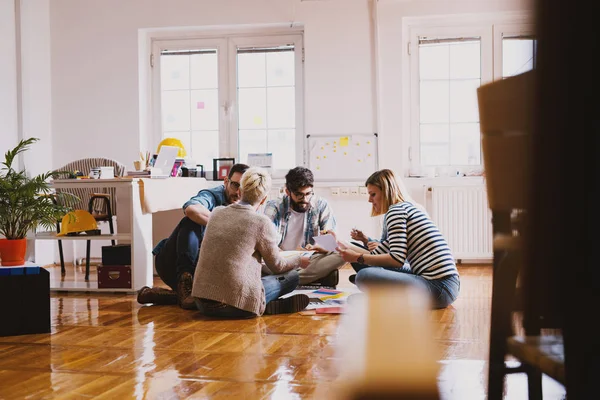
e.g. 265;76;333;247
182;185;227;213
263;195;336;248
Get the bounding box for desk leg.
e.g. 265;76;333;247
130;180;153;290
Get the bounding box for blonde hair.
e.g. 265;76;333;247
240;167;272;205
365;169;424;216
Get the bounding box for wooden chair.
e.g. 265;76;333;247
54;158;125;280
478;70;565;400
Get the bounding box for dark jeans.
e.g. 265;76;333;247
154;217;205;291
196;270;300;318
350;263;460;309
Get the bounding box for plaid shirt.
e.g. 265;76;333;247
263;195;337;248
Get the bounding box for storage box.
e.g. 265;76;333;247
101;244;131;266
97;265;131;289
0;267;50;336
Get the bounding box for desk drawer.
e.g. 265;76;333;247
98;265;131;289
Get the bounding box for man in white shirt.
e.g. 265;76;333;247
263;167;346;287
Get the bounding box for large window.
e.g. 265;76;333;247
407;19;535;175
152;34;303;176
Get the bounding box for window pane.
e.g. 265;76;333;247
161;55;189;91
419;43;449;80
420;81;449;123
268;129;295;170
190;89;219;131
421;143;449;166
190;52;218;89
237;47;298;168
503;38;535;77
238;88;267;129
449;40;480;79
190;130;219;168
420;123;449;144
237;53;266;88
162;90;190;131
267;87;295;129
239;130;267;164
449;79;480;123
266;51;295;87
450;123;481;165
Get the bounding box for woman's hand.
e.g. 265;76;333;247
367;241;379;251
336;246;361;263
350;228;369;245
300;255;311;269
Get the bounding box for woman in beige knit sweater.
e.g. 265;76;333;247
192;167;311;317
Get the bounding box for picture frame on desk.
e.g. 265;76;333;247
213;158;235;181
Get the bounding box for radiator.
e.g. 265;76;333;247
427;186;493;262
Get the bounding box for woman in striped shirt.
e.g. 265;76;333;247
337;169;460;309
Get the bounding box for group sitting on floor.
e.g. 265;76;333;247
137;165;460;317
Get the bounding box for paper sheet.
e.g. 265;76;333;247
312;233;338;252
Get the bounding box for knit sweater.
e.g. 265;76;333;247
191;203;302;315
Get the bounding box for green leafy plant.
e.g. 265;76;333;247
0;138;76;239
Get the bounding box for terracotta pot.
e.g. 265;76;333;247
0;238;27;266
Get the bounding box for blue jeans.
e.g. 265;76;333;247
154;217;205;291
196;270;300;318
352;265;460;309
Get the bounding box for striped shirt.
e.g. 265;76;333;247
371;202;458;280
264;195;336;248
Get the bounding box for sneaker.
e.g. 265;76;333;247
310;269;339;288
264;294;310;315
176;272;196;310
349;274;357;285
137;286;178;305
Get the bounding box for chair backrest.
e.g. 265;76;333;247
477;71;536;212
55;158;126;216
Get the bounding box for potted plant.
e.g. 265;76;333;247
0;138;74;266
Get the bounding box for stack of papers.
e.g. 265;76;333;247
301;288;350;315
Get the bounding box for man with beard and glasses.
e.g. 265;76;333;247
137;163;250;309
263;166;346;287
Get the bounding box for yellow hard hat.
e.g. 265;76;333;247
57;210;99;236
157;137;187;158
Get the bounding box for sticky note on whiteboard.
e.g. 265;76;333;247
340;137;349;147
196;101;205;109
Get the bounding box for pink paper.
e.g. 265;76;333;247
196;101;205;109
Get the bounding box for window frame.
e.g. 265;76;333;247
403;13;533;177
150;31;304;178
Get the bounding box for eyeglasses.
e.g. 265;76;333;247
229;181;241;190
293;191;314;200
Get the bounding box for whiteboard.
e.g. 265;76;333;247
307;134;378;181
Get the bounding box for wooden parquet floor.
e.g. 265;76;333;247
0;265;566;399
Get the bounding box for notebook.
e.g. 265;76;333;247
150;145;179;178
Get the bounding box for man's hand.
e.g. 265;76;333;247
305;243;328;254
350;228;369;246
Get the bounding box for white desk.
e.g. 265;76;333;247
38;177;211;293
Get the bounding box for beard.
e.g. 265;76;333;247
290;197;310;213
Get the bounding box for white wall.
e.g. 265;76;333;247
50;0;375;170
0;0;19;158
3;0;533;263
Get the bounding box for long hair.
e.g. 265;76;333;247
240;167;271;205
365;169;421;216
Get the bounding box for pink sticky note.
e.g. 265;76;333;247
196;101;205;109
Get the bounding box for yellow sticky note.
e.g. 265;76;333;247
321;147;324;150
340;137;349;147
316;156;320;160
333;149;337;152
367;141;371;144
344;152;347;156
323;155;327;159
253;116;263;125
